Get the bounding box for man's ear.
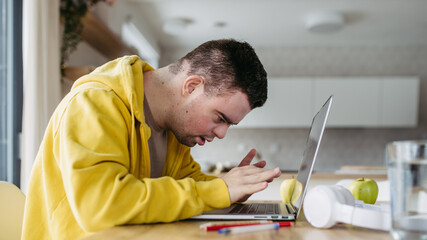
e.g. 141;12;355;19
182;75;205;96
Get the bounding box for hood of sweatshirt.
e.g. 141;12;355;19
71;55;154;125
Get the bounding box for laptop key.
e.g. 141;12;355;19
266;204;275;214
237;205;249;213
230;203;281;215
256;204;266;214
229;204;244;214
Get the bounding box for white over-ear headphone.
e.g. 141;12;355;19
303;185;391;231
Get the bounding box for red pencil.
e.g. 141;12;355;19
204;221;292;231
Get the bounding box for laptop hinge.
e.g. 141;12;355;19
287;203;297;215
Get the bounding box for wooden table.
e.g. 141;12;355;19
82;173;392;240
82;216;393;240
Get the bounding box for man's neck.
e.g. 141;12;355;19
143;68;174;130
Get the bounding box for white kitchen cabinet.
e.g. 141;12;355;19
314;78;382;127
235;77;419;128
381;77;419;127
237;78;313;127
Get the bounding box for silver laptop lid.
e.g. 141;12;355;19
294;95;333;216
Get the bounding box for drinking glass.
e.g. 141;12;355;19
386;140;427;240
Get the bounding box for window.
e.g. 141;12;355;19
0;0;23;186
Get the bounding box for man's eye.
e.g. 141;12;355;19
218;116;225;123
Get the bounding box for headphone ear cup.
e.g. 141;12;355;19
303;185;339;228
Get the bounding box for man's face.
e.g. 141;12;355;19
169;89;251;147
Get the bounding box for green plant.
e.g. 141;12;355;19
60;0;114;72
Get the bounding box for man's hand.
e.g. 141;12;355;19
221;149;281;203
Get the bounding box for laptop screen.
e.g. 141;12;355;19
294;95;333;215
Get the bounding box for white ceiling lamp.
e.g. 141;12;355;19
163;18;192;35
305;11;345;33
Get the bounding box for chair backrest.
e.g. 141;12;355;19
0;181;26;240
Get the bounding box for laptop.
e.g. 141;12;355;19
191;95;333;221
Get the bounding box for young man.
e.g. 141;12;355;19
22;39;281;239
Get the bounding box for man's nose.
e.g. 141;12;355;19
213;124;229;139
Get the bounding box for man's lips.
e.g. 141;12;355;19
197;137;206;146
197;137;214;146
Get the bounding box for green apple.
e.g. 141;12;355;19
348;178;379;204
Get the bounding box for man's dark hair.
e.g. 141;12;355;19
169;39;267;109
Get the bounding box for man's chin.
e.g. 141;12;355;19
170;130;202;147
184;141;197;147
175;136;197;147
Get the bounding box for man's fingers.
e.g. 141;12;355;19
240;181;268;195
238;149;257;167
251;167;281;183
251;181;268;192
235;165;281;178
253;160;266;168
222;163;281;203
238;167;281;184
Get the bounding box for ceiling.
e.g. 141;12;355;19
127;0;427;53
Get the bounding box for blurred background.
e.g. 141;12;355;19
1;0;426;190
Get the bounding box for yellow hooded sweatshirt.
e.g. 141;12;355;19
21;56;230;240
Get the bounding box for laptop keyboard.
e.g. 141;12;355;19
229;203;281;215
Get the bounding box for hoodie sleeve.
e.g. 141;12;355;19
54;87;229;232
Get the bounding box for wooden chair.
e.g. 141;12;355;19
0;181;25;240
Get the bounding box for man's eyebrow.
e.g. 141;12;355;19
219;112;237;125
